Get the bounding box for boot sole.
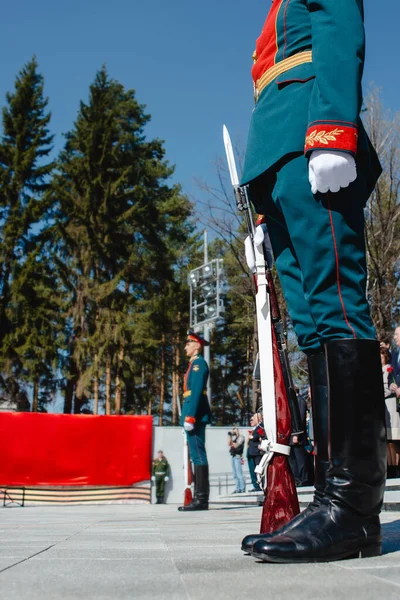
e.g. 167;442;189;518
177;507;209;512
251;542;382;563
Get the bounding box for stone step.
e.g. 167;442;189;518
0;484;151;506
218;480;400;511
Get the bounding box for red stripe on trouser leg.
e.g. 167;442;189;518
327;200;357;339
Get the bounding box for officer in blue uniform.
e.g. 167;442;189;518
178;330;211;511
240;0;386;562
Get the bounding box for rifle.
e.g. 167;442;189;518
177;394;194;506
258;226;305;443
223;126;300;533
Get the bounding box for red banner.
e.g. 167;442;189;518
0;413;153;486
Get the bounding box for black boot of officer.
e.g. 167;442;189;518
251;339;386;562
242;351;329;552
178;465;209;511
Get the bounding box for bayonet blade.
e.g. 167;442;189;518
223;125;240;187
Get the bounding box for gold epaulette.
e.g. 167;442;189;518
183;389;208;398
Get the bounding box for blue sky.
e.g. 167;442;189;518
1;0;399;207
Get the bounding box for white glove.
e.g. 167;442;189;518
164;476;169;482
244;235;255;272
308;150;357;194
151;476;155;482
253;224;265;247
245;225;274;273
183;421;195;432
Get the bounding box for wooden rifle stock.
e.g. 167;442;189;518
177;395;194;505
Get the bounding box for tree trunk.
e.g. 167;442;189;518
64;378;74;414
32;380;39;412
74;372;84;414
93;363;99;416
172;327;181;425
221;356;227;425
144;365;152;415
172;335;177;424
115;346;124;415
159;333;166;426
236;389;245;424
172;354;177;424
93;312;100;415
105;353;111;415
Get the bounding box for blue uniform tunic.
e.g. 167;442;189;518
242;0;381;353
182;354;211;466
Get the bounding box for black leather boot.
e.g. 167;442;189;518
241;351;328;553
251;339;386;563
178;465;209;511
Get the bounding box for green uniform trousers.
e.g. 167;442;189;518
155;475;166;499
250;154;375;354
186;423;208;466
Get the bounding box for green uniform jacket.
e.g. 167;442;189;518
242;0;381;196
152;458;170;477
181;354;211;426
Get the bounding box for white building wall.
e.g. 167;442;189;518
152;426;254;504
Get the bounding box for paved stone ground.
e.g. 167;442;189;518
1;503;400;599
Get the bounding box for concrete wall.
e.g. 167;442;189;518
152;426;254;504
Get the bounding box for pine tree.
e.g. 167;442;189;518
49;66;194;414
0;57;55;398
6;251;65;410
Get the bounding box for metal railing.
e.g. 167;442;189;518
209;472;259;496
1;487;24;507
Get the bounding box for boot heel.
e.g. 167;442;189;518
359;543;382;558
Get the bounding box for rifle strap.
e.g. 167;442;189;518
255;441;291;490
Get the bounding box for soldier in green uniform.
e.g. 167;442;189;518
240;0;386;563
151;450;170;504
178;330;211;512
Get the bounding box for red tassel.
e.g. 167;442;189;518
259;325;300;534
184;488;193;506
183;447;193;506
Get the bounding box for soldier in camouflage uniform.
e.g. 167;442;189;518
151;450;170;504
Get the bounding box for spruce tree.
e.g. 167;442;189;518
6;251;65;410
50;66;194;414
0;57;55;399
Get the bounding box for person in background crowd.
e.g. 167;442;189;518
229;426;246;494
303;387;315;485
380;338;392;359
178;330;211;512
247;412;264;492
381;348;400;478
390;326;400;389
288;387;309;487
151;450;170;504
